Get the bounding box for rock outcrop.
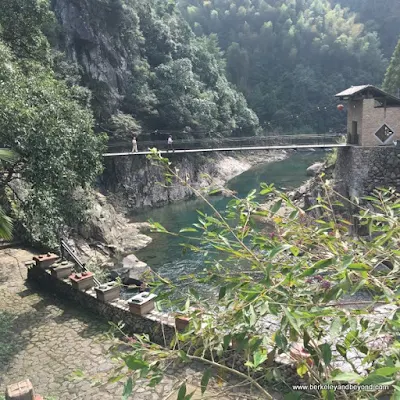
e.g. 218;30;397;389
67;192;152;267
306;162;324;176
101;151;287;211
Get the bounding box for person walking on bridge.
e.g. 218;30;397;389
167;135;174;152
131;135;138;153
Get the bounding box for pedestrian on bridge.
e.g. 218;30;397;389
167;135;174;152
131;135;138;153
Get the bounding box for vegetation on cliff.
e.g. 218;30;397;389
0;0;105;247
331;0;400;57
52;0;259;136
179;0;387;133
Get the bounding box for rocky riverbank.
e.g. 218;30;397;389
71;150;289;272
101;150;289;212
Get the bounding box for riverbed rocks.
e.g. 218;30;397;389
71;192;152;266
109;254;151;286
306;162;324;176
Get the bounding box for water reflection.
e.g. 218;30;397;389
129;151;325;280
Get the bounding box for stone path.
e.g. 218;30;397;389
0;247;278;400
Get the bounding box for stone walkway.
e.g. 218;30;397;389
0;247;278;400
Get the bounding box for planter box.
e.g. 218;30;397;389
95;282;120;302
50;261;74;279
69;272;94;291
128;292;157;316
33;253;59;269
6;379;34;400
175;315;190;331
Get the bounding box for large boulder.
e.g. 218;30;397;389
109;254;150;286
306;162;324;176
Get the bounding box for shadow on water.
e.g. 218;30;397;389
127;151;325;282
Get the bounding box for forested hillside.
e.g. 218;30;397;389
179;0;387;132
331;0;400;57
50;0;259;137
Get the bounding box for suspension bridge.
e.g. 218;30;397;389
104;133;347;157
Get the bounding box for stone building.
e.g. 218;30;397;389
335;85;400;146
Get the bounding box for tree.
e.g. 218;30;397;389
0;40;106;247
383;39;400;97
109;113;142;140
105;151;400;399
179;0;386;133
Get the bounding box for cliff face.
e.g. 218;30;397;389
49;0;259;133
101;153;225;210
100;151;287;211
51;0;133;116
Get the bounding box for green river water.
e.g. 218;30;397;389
129;151;325;282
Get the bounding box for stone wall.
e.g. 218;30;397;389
335;146;400;199
27;265;175;346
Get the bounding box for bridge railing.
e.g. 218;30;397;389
107;134;345;153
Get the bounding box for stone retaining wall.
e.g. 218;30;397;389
335;146;400;198
27;265;175;346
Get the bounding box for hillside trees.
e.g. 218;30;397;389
51;0;259;137
331;0;400;57
383;39;400;97
0;0;105;247
179;0;386;133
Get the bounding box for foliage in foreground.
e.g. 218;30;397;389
104;151;400;399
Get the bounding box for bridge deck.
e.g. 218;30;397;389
103;143;348;157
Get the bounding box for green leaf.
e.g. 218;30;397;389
290;246;300;256
360;374;395;386
321;389;335;400
332;372;362;383
392;388;400;400
374;367;400;377
124;357;149;371
249;305;257;327
347;263;370;271
179;228;198;233
177;383;187;400
336;344;347;358
122;377;133;400
253;351;268;368
330;318;342;337
218;286;226;300
296;363;308;377
107;374;125;384
271;199;282;214
313;258;334;270
201;368;212;394
178;350;190;362
275;331;288;350
319;343;332;365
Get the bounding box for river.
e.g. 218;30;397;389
129;151;325;283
